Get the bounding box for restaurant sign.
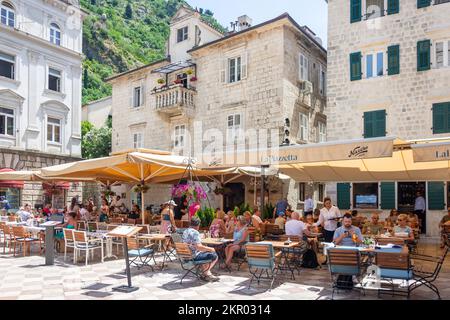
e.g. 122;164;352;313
412;142;450;162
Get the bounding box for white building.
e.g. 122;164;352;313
0;0;85;209
82;96;111;128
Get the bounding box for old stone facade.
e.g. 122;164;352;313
326;0;450;236
109;7;327;212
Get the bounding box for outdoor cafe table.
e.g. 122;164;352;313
201;238;233;269
256;240;300;280
139;233;173;269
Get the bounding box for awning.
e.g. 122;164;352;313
42;182;70;190
0;168;24;189
151;61;196;74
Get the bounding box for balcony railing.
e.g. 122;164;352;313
152;84;196;116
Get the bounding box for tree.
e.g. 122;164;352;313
83;68;89;89
204;9;213;16
124;2;133;19
81;120;111;159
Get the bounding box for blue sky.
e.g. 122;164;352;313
187;0;328;47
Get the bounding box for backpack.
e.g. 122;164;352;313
301;249;319;268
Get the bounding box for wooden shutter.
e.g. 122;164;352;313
387;0;399;15
364;110;386;138
241;52;248;80
220;58;227;83
350;52;362;81
364;111;374;138
428;182;445;210
380;182;395;210
432;102;450;134
388;45;400;75
417;0;431;8
337;183;351;210
350;0;362;23
417;40;431;71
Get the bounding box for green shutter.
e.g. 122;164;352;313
350;52;362;81
417;40;431;71
388;45;400;75
337;183;351;210
433;102;450;134
387;0;399;15
380;182;395;210
364;110;386;138
350;0;362;23
417;0;431;8
428;182;445;210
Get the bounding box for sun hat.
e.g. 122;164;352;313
165;200;177;206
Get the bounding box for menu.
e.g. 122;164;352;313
107;226;142;238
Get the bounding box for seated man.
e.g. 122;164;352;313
182;216;219;282
439;208;450;248
274;212;286;231
362;213;384;235
333;213;363;246
285;211;311;239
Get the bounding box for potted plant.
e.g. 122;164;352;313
174;78;182;85
195;207;215;229
133;184;150;193
186;69;194;75
190;76;198;82
157;78;165;85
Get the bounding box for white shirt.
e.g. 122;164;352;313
304;198;314;212
316;205;341;231
80;208;90;221
285;219;307;238
414;196;426;211
18;210;32;222
252;214;263;224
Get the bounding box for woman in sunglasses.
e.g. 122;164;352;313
392;214;415;241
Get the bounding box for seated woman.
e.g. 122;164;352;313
98;208;109;223
243;211;253;227
385;209;398;230
407;212;420;229
224;216;249;268
209;210;226;238
392;213;415;241
225;211;237;234
304;214;320;253
55;211;77;240
128;204;141;220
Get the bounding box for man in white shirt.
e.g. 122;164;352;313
414;191;426;234
80;204;90;221
304;195;314;216
252;207;263;230
18;204;33;222
315;197;341;243
285;211;311;238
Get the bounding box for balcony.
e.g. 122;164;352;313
152;84;196;117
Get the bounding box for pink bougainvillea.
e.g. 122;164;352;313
171;183;207;203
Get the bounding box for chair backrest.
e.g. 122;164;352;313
328;248;361;275
171;233;183;244
12;226;26;238
63;228;74;241
376;237;405;246
87;222;98;232
127;218;136;225
97;222;108;230
106;224;118;231
149;226;160;234
265;224;280;235
127;236;140;250
111;218;122;224
279;235;301;242
224;232;233;239
174;242;193;260
245;243;275;269
73;230;87;242
376;252;410;270
248;227;256;242
175;220;182;228
137;225;150;234
77;221;86;230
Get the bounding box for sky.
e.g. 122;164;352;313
187;0;328;47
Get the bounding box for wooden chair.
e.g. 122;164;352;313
127;236;157;271
149;226;160;234
73;230;104;265
87;222;98;232
376;237;406;246
173;242;214;284
106;224;123;254
11;226;39;257
110;218;122;224
63;228;76;262
127;218;136;225
76;221;86;231
1;224;13;254
137;225;150;234
245;243;278;290
327;248;364;299
375;251;413;298
265;224;282;235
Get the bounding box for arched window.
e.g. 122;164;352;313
50;23;61;46
0;1;15;27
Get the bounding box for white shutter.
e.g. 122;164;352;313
130;87;134;107
220;58;226;83
140;85;145;106
241;52;248;80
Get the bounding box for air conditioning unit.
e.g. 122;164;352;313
299;80;313;94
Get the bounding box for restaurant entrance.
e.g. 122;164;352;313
397;182;425;213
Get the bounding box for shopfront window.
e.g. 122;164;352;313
0;187;20;211
353;183;378;209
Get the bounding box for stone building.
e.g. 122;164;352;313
326;0;450;236
0;0;85;210
81;96;111;129
108;6;327;212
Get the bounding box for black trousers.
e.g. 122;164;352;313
324;229;335;243
415;210;426;234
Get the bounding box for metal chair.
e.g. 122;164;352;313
87;222;98;232
76;221;86;231
107;224;122;254
173;242;214;284
73;230;104;266
328;248;364;299
127;236;157;271
245;243;278;290
63;228;76;262
11;226;39;257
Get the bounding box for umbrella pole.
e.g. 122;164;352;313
141;190;145;225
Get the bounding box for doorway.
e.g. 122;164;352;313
397;182;425;212
223;183;245;212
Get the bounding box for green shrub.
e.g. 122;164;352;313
195;207;216;228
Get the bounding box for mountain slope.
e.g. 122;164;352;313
80;0;226;105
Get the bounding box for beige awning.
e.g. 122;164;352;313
0;170;96;182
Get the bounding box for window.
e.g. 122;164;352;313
228;57;241;83
417;40;431;71
319;64;326;95
227;114;241;141
350;0;362;23
364;110;386;138
365;0;385;19
318;184;325;203
350;52;362;81
417;0;431;8
435;0;450;4
435;40;450;68
299;183;305;202
133;132;143;148
0;52;14;79
0;1;14;27
353;183;379;209
366;52;384;78
299;53;309;81
317;121;326;142
133;87;142;108
174;124;186;148
48;68;61;92
0;107;14;136
47;117;61;144
50;23;61;46
299;113;309;141
177;26;188;43
432;102;450;134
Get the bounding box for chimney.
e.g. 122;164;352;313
237;15;252;31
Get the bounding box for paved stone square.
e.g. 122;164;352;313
0;239;448;300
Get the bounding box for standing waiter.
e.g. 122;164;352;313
315;197;341;243
414;191;426;234
304;194;314;216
